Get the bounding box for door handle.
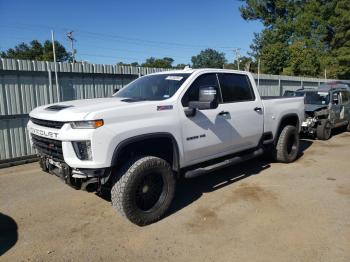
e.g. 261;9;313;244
218;111;230;116
254;107;262;112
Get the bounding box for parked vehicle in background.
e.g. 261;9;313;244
283;90;297;97
27;69;304;225
296;82;350;140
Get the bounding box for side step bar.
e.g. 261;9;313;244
184;148;264;179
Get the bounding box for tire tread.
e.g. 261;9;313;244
111;156;175;225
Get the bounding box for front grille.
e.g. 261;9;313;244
30;117;66;129
31;134;63;160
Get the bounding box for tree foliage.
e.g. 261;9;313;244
117;59;188;69
240;0;350;79
191;48;227;68
141;57;174;68
224;56;254;71
117;62;140;67
0;40;71;62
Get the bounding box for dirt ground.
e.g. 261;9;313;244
1;132;350;262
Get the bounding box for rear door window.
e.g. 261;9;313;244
218;73;255;103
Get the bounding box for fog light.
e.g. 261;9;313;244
72;141;92;160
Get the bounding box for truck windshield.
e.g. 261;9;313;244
295;91;329;105
114;73;191;101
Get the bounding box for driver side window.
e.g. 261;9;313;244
181;73;219;107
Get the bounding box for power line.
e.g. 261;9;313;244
0;23;249;52
0;23;251;64
79;52;142;61
78;44;190;60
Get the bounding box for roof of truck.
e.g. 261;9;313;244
151;68;249;75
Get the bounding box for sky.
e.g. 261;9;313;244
0;0;263;65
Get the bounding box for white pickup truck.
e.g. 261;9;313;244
28;69;304;225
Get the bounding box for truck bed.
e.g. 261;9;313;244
261;96;305;136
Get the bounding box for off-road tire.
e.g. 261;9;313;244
111;156;176;226
274;125;299;163
317;120;332;140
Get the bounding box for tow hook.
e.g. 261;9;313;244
81;178;99;191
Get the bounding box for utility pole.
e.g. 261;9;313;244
66;31;76;63
257;58;261;89
233;48;241;70
51;30;60;102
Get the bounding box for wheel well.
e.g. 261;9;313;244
280;114;299;128
275;114;299;142
112;135;179;172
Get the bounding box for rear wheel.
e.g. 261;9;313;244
274;125;300;163
317;120;332;140
111;156;176;226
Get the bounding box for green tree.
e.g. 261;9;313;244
141;57;174;68
191;48;227;68
175;63;188;69
224;56;254;71
283;41;321;76
117;62;140;66
0;40;71;62
328;0;350;79
239;0;350;79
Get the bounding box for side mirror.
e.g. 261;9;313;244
189;86;218;110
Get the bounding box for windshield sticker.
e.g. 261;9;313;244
165;76;183;81
318;92;328;96
157;105;173;111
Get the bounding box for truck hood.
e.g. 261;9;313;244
305;104;328;113
29;97;159;121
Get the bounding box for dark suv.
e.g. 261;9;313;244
295;82;350;140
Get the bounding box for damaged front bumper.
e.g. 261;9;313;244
39;155;111;191
301;117;318;134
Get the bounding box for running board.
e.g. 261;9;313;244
184;148;264;179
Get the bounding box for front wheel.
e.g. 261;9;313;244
111;156;176;226
273;125;300;163
317;120;332;140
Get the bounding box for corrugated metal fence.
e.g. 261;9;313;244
0;58;329;163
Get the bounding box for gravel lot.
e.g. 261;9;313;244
1;132;350;262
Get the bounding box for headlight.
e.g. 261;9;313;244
70;120;104;129
72;141;92;160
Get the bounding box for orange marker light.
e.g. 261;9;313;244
94;120;104;128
